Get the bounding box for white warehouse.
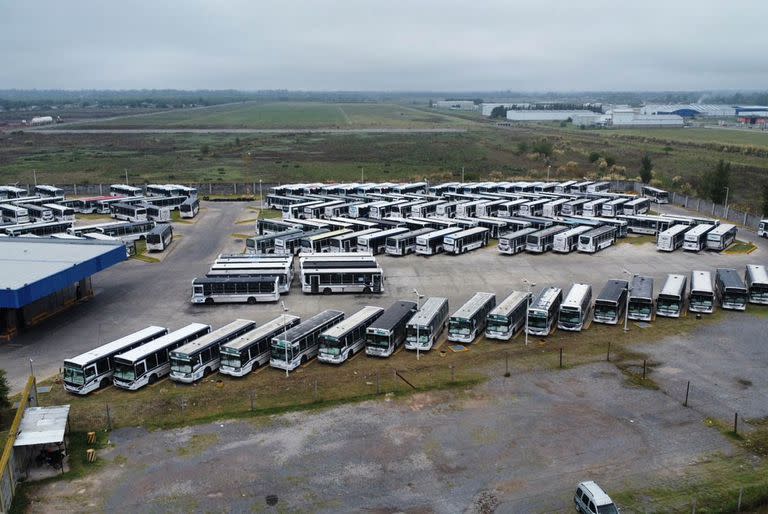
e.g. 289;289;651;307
506;110;593;121
610;108;684;127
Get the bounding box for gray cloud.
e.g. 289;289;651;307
1;0;766;90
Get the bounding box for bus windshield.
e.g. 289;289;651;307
220;351;242;369
366;333;390;348
486;318;509;333
271;345;293;361
63;364;85;385
558;307;581;324
113;364;136;382
449;319;472;336
171;358;193;374
528;311;548;329
689;294;713;310
724;292;747;307
751;285;768;302
657;297;680;314
629;300;652;317
594;304;617;319
406;326;430;343
320;337;342;355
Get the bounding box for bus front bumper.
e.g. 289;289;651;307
317;353;344;364
365;346;392;357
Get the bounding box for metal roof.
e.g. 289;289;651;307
562;284;591;309
14;405;71;447
452;292;495;320
277;310;345;343
0;237;127;308
596;280;628;303
321;306;383;338
690;270;713;293
408;297;448;326
221;315;300;352
629;275;654;300
489;291;529;318
660;274;688;296
172;319;256;356
368;301;417;332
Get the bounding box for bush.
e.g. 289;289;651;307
0;369;9;411
588;152;601;163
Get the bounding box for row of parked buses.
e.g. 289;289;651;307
64;264;767;396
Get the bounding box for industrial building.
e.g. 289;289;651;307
641;104;736;118
434;100;477;111
609;108;685;128
0;238;127;340
505;110;593;122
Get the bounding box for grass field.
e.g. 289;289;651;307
60;102;475;129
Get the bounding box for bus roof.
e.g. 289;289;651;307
660;274;687;297
388;227;434;242
65;326;167;367
321;306;383;338
171;319;256;357
500;227;537;240
557;225;592;238
368;301;417;332
690;270;713;293
529;225;568;239
562;283;591;310
277;228;328;242
581;225;616;238
629;275;654;300
489;291;529;318
596;280;628;303
332;228;380;241
116;323;211;363
584;198;609;206
660;224;690;237
300;259;379;269
408;297;448;326
624;196;649;206
277;310;345;343
685;224;715;237
746;264;768;285
452;292;495;320
530;287;561;311
358;227;408;241
418;226;462;241
717;268;746;290
708;223;737;237
445;227;489;239
148;224;172;236
193;276;279;285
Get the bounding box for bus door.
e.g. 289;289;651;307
372;274;382;293
310;275;320;294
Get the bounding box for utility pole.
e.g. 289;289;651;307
125;169;128;184
461;166;465;182
33;169;38;186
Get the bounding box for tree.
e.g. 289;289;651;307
532;140;553;158
605;155;616;167
490;106;507;119
0;369;10;411
515;141;529;156
200;144;210;155
702;160;731;204
762;183;768;217
640;153;653;183
588;152;601;163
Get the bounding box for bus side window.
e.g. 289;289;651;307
85;366;97;379
135;362;146;377
157;351;168;364
96;358;109;374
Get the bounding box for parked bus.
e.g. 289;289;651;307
497;199;528;217
169;319;257;383
525;225;568;253
300;259;383;295
689;270;715;314
247;229;303;255
555;180;577;193
615;214;673;236
0;204;30;224
99;220;155;242
622;197;651;216
706;224;738;251
405;297;449;351
143;195;187;211
519;198;549;217
527;287;562;336
146;223;173;252
657;224;689;252
329;228;379;253
601;197;630;218
110;202;148;222
448;292;496;343
682;224;715;252
208;260;293;293
627;275;654;321
299;229;352;253
443;227;489;255
593;280;628;325
386;228;434;256
561;198;590;216
112;323;211;390
656;274;688;317
24;203;54;222
485;291;529;340
270;309;345;372
3;220;74;237
471;217;509;239
357;227;408;255
414;227;461;256
110;184;143;197
497;227;535;255
557;284;592;332
44;203;75;222
317;306;384;364
191;276;280;304
641;185;670;204
365;301;418;357
716;268;748;311
552;225;591;253
274;228;327;255
219;315;302;377
476;199;506;217
759;219;767;238
582;198;609;217
144;203;171;222
745;264;768;305
542;198;570;218
180;197;200;218
34;185;65;197
0;185;27;199
63;326;168;395
586;181;610;193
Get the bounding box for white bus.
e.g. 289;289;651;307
300;262;383;294
1;204;30;224
208;260;293;293
627;275;654;322
415;227;462;256
169;319;257;383
497;199;528;217
34;185;65;197
318;306;384;364
682;224;715;252
24;203;54;222
3;220;74;237
586;181;610;193
191;276;281;304
476;199;506;217
146;223;173;252
357;227;408;254
0;185;27;199
498;227;536;255
561;198;591;216
365;301;418;357
552;225;591;253
593;280;628;325
63;326;168;395
518;198;549;217
300;229;352;253
656;274;688;318
557;283;592;332
689;270;715;314
386;227;434;256
582;198;609;217
219;315;301;377
622;197;651;216
601;197;630;218
180;197;200;218
405;297;449;352
746;264;768;305
527;287;562;336
270;309;345;372
44;203;75;222
657;224;689;252
328;228;379;253
706;224;738;251
456;199;486;218
443;227;489;255
716;268;748;311
641;186;670;204
110;184;143;197
448;292;496;343
112;323;211;390
526;225;568;253
759;219;767;238
486;291;529;340
542;198;570;218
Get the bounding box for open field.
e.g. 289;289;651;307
54;102;477;130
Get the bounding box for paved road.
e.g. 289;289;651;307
28;128;468;135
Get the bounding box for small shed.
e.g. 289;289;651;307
13;405;71;479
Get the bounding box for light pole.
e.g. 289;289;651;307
413;288;424;360
259;179;263;209
723;186;730;217
29;358;34;378
125;169;129;185
547;165;551;182
522;279;536;346
461;166;465;183
622;269;633;332
281;301;290;377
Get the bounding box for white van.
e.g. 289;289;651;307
574;481;619;514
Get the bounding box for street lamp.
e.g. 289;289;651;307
281;301;290;377
259;179;263;209
413;288;424;360
724;186;730;217
522;279;536;346
622;269;633;332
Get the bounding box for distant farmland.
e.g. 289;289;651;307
60;102;476;130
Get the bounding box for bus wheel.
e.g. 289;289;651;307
247;297;257;305
148;374;157;385
323;288;332;295
205;298;214;305
301;355;308;364
204;367;211;376
363;286;372;294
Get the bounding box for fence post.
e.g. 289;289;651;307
606;342;611;362
734;412;739;434
738;486;743;511
99;184;103;195
559;347;563;369
684;196;689;208
376;370;380;394
743;212;748;225
73;183;77;196
711;203;716;215
684;381;690;407
696;198;701;211
233;183;237;195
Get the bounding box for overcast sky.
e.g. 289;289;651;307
2;0;767;91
